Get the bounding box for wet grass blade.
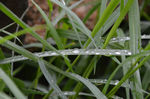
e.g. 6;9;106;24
38;58;67;99
128;0;143;98
70;73;107;99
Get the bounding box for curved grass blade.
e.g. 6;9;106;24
70;73;107;99
38;58;67;99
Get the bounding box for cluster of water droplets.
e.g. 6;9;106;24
89;79;119;85
110;35;150;43
89;79;129;87
0;49;131;64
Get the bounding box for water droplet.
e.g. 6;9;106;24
51;52;57;55
95;52;100;55
114;81;119;85
73;49;80;54
115;52;121;55
128;52;132;55
85;51;89;54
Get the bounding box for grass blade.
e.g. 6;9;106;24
0;68;26;99
128;0;143;98
32;0;64;50
38;58;67;99
70;73;107;99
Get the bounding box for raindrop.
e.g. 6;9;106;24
73;49;80;54
51;52;57;56
85;51;89;54
95;52;100;55
114;81;119;85
115;52;121;55
127;52;132;55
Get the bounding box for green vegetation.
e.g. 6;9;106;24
0;0;150;99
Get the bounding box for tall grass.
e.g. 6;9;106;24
0;0;150;99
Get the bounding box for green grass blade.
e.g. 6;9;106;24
84;0;120;48
70;73;107;99
142;61;150;90
38;58;67;99
99;0;108;18
51;0;97;48
0;92;12;99
102;0;134;48
128;0;143;98
0;68;26;99
32;0;64;50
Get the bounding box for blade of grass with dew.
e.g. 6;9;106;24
128;0;143;98
51;91;95;97
0;68;26;99
70;73;107;99
118;28;130;99
0;49;131;64
71;56;98;99
38;58;67;99
0;3;73;72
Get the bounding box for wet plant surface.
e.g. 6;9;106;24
0;0;150;99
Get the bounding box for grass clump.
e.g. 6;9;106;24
0;0;150;99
